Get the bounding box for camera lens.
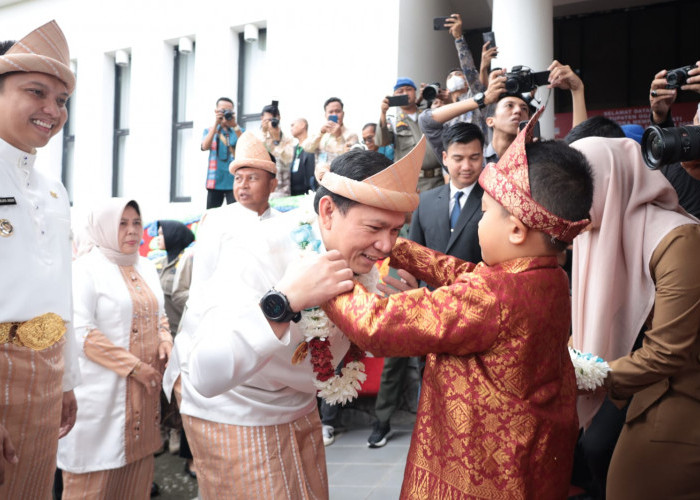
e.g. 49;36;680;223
505;77;520;94
422;84;438;101
642;125;700;170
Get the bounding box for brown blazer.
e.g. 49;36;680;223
607;223;700;445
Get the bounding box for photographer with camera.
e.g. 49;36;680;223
258;102;294;197
647;61;700;217
302;97;351;165
376;78;443;192
202;97;243;209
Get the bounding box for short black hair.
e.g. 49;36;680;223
442;122;485;151
216;97;233;106
0;40;15;55
487;93;531;118
526;140;594;252
261;103;280;117
362;123;377;132
313;150;392;215
324;97;343;111
564;116;625;144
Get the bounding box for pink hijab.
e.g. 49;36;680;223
570;137;697;428
85;198;141;267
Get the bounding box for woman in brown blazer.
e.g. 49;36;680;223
571;137;700;499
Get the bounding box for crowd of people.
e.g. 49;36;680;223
1;14;700;500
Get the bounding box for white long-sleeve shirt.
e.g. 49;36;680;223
0;138;80;391
167;207;350;427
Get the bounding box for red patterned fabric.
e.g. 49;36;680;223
323;239;578;499
478;106;589;243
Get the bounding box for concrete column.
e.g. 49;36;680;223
491;0;554;138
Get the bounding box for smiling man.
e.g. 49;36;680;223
167;138;425;499
0;21;81;497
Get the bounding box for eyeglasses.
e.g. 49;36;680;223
361;136;375;144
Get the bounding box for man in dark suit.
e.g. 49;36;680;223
289;118;316;195
368;123;485;448
409;122;485;262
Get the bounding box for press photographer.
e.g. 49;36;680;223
646;61;700;216
201;97;243;209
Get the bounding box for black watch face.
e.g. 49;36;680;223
262;293;286;320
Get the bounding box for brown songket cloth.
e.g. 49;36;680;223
316;135;426;213
478;106;590;243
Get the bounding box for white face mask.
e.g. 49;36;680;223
446;75;467;93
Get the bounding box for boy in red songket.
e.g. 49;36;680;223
324;107;593;499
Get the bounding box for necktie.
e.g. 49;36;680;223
450;191;463;230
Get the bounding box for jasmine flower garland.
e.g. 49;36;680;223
568;347;611;391
289;208;377;405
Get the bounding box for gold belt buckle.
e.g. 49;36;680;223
0;313;66;350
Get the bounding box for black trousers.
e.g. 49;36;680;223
206;189;235;209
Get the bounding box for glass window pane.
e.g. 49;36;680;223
241;30;267;116
175;127;193;198
115;134;128;196
117;64;130;128
177;51;195;122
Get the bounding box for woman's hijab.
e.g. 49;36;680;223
85;197;142;267
158;220;195;264
570;137;696;427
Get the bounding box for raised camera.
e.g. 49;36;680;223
422;82;441;101
665;65;695;89
641;125;700;169
270;118;280;128
223;110;234;121
504;66;550;94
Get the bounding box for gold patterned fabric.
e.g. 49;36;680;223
0;312;66;350
323;238;578;499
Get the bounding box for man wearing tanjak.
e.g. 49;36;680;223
0;20;81;498
166;132;425;499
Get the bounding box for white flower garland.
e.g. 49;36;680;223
568;346;611;391
289;201;379;405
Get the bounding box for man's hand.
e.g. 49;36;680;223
377;269;418;297
58;390;77;439
547;60;583;92
681;61;700;94
0;423;18;485
481;42;498;70
277;250;354;313
445;13;462;40
649;69;677;125
484;69;506;105
132;362;163;396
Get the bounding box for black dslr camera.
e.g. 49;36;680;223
665;65;695;89
422;82;441;102
641;125;700;169
504;66;550;94
223;109;234;121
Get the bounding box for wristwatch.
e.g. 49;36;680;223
260;288;301;323
473;92;486;109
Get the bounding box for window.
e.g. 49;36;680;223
112;59;130;196
237;28;267;129
61;65;76;205
170;43;195;202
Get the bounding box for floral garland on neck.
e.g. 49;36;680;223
289;212;375;405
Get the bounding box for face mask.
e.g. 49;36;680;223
446;75;467;93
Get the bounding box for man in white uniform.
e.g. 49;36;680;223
0;21;81;497
167;131;426;498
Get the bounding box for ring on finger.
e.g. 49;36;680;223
150;380;156;388
650;89;658;98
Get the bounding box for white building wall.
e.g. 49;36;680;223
0;0;461;223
